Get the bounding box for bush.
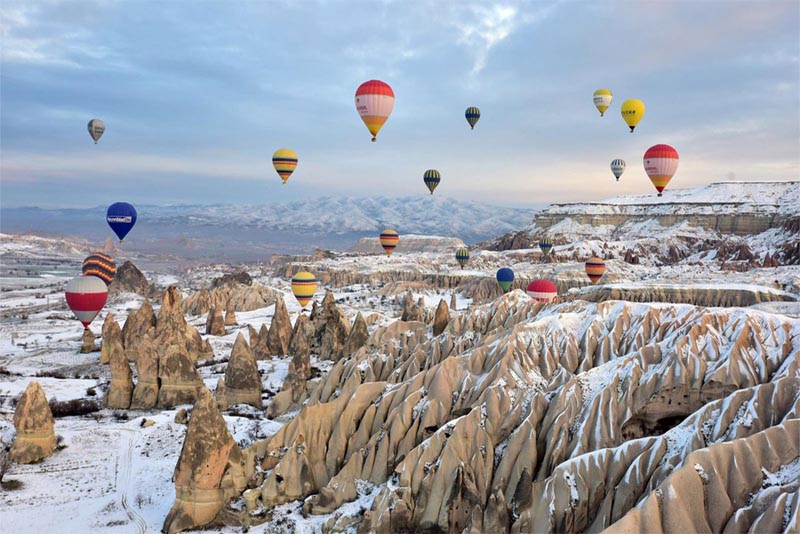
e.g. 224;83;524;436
86;387;97;397
48;398;101;418
35;369;67;379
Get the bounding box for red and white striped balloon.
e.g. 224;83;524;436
643;144;679;196
65;275;108;328
526;279;558;303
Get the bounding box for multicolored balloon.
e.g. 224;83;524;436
526;279;558;303
106;202;137;242
272;148;298;185
539;236;554;256
355;80;394;142
82;253;116;286
643;144;679;197
423;169;441;194
620;99;645;132
455;247;470;269
593;89;612;117
65;275;108;328
291;271;317;308
610;159;626;181
87;119;105;144
379;229;399;256
465;107;481;129
585;257;606;284
496;267;514;293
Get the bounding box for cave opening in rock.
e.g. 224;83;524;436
621;413;690;440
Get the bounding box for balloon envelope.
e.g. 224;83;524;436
272;148;298;184
355;80;394;141
593;89;612;116
423;169;440;194
455;247;470;269
291;271;317;308
65;275;108;327
379;229;399;256
585;257;606;284
87;119;105;143
526;279;558;303
620;99;645;132
643;144;679;196
610;159;626;181
496;267;514;292
82;252;116;286
538;237;554;255
465;107;481;129
106;202;137;242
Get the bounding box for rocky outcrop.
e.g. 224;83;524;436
80;328;98;353
340;312;368;359
287;314;312;362
432;299;450;336
205;306;226;336
101;313;122;365
267;333;312;417
400;291;422;322
219;333;262;409
105;332;134;409
267;298;292;356
182;283;279;315
10;381;57;464
319;292;350;361
130;336;159;410
211;271;252;289
578;284;796;307
253;324;270;360
121;299;156;354
224;301;237;326
156;287;213;360
157;345;202;408
162;387;245;534
109;260;150;296
232;294;798;532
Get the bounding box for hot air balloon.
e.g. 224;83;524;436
593;89;612;116
423;169;441;194
539;237;554;256
496;267;514;293
643;144;679;197
106;202;137;242
526;279;558;303
355;80;394;142
65;275;108;329
87;119;105;144
620;99;645;132
585;257;606;284
610;159;626;181
82;252;116;286
455;247;470;269
291;271;317;308
465;107;481;129
272;148;298;185
379;229;399;256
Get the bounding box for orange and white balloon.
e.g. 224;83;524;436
643;144;679;197
355;80;394;142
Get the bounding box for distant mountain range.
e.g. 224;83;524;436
1;196;538;259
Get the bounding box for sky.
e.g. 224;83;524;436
1;0;798;209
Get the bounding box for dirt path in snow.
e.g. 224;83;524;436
117;428;148;534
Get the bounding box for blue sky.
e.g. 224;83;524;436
1;0;798;208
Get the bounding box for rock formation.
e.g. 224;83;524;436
182;281;279;315
104;332;134;409
10;381;57;464
157;345;202;408
130;335;159;410
223;294;799;532
218;333;262;409
80;328;98;353
267;333;312;417
162;387;246;534
579;284;795;307
109;260;150;296
287;314;312;362
205;306;226;336
450;291;457;310
340;312;368;359
432;299;450;336
267;297;292;356
224;301;237;326
156;287;213;360
101;312;122;365
400;291;422;322
319;291;350;360
253;324;270;360
121;299;156;355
